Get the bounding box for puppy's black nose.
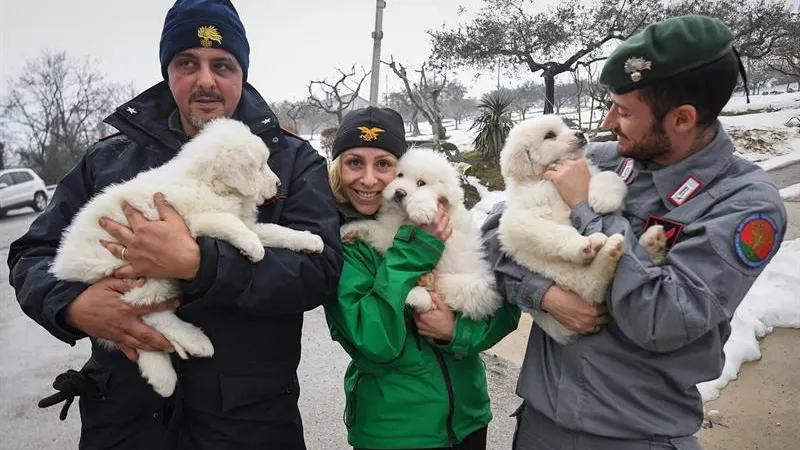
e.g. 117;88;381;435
575;131;587;145
275;179;281;187
394;189;407;201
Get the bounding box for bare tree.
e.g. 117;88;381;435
96;82;139;138
288;102;308;131
509;81;542;120
385;91;424;135
446;98;476;130
307;66;369;125
571;59;610;132
429;0;662;114
440;80;475;129
320;126;338;161
668;0;795;61
1;51;124;183
304;106;332;140
0;141;5;171
764;8;800;87
383;57;448;146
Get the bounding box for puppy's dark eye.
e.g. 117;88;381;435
397;173;403;178
544;131;557;140
416;180;426;187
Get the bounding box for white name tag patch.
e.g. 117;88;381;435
617;158;635;183
669;176;702;206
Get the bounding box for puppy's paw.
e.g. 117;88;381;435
147;368;177;398
160;323;215;359
639;225;667;264
417;272;437;291
181;333;215;358
406;286;434;312
340;223;364;244
578;233;607;263
137;351;177;397
240;240;266;262
588;171;627;214
341;230;359;244
600;233;625;262
406;198;438;225
295;231;325;254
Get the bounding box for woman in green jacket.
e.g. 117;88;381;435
323;106;521;450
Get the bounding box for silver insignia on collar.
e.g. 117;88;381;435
624;57;652;83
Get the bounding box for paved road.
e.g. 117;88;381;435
766;160;800;190
0;208;520;450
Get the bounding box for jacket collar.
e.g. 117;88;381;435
103;81;282;153
649;122;734;209
337;202;376;225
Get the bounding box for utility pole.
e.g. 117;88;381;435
369;0;386;106
497;57;501;90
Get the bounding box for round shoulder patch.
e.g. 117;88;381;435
734;213;778;268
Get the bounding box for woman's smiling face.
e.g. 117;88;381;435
339;147;398;215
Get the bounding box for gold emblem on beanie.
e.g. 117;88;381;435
197;25;223;48
357;126;385;142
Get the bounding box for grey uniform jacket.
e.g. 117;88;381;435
482;124;787;439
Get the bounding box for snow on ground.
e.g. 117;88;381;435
466;176;507;229
722;90;800;114
780;183;800;201
717;92;800;163
696;239;800;402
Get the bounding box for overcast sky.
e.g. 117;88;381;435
0;0;524;103
2;0;798;105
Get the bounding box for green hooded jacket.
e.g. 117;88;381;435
324;224;521;449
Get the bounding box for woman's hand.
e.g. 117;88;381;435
420;204;453;242
414;292;455;342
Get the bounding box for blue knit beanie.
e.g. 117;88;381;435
159;0;250;81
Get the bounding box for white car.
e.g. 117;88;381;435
0;168;49;218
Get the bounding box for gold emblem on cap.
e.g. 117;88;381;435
197;25;223;48
624;57;652;83
357;126;385;142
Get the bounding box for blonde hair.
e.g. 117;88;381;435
328;157;348;203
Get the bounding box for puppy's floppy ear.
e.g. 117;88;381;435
499;129;535;182
209;145;261;197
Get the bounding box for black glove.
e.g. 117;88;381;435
38;369;99;420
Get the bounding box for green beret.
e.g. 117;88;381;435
600;15;734;94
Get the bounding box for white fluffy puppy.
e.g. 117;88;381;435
50;118;324;397
498;115;629;345
341;147;502;320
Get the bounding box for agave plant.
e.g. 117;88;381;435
470;92;515;162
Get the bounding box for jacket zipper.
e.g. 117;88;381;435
431;346;457;447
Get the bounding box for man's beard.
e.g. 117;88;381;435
616;123;671;161
188;112;228;130
188;90;228;130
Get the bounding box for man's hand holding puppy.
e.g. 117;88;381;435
543;158;592;209
65;277;179;361
99;193;201;280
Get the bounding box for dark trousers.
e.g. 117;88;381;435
354;426;488;450
512;402;702;450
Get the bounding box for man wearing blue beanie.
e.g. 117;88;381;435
8;1;342;449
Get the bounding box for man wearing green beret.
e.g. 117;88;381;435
481;15;787;449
